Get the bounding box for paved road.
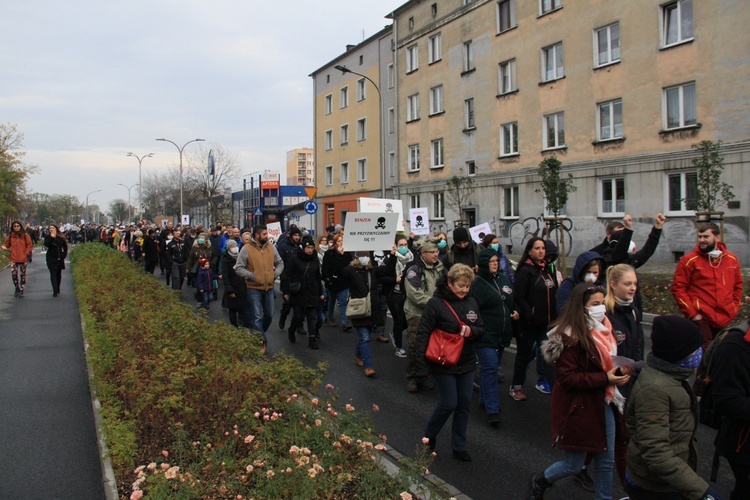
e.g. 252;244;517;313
0;252;105;499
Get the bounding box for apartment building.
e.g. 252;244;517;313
285;148;315;187
386;0;749;263
310;26;396;228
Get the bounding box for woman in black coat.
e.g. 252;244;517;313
221;240;250;328
43;224;68;297
282;237;324;349
415;264;484;462
321;234;353;329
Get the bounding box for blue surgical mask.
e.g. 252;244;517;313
397;246;409;256
437;239;447;249
197;238;205;245
491;243;499;252
676;348;703;369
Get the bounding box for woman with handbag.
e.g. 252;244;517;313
415;264;484;462
377;234;414;357
43;224;68;297
322;234;353;330
341;251;383;377
282;236;324;349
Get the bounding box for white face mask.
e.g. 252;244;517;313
584;273;598;284
587;304;607;322
708;249;722;260
358;256;371;266
228;247;239;256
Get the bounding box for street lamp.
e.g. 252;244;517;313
155;138;205;222
85;189;101;241
126;152;153;221
117;183;139;222
334;65;385;199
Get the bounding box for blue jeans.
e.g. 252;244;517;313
476;347;503;414
354;326;373;369
200;291;212;309
424;370;475;452
326;288;349;326
247;288;275;343
544;404;616;500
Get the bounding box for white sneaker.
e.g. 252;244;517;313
394;348;407;358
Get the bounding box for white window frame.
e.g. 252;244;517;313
540;0;561;15
541;42;564;82
408;144;420;172
406;44;419;73
597;99;623;141
467;160;477;176
434;192;445;219
543;112;565;150
340;86;349;108
357;158;367;182
464;98;475;129
388;108;395;134
409;194;421;211
594;22;621;67
463;40;474;72
357;118;367;141
496;0;516;33
356;78;366;102
430;139;444;169
503;186;520;219
340;162;349;184
324;94;333;115
599;177;626;216
340;124;349;145
500;122;519;156
498;59;517;94
324;130;333;151
543;186;568;216
661;0;693;48
387;63;395;89
407;93;420;122
663;82;697;130
664;171;698;215
325;165;333;186
429;85;444;115
428;33;442;63
388;151;396;178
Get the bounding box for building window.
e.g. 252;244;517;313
664;82;696;129
666;171;697;214
357;158;367;182
409;194;421;211
324;130;333;150
503;186;519;218
542;42;564;82
463;41;474;72
500;122;519;155
387;63;394;89
540;0;561;15
661;0;693;47
595;23;621;67
407;93;420;122
431;139;444;169
598;99;623;140
434;192;445;219
408;144;420;172
429;85;444;115
388;151;395;178
325;165;333;186
406;44;419;73
464;98;475;129
432;3;437;16
497;0;516;33
428;33;442;63
543;112;565;149
357;118;367;141
340;162;349;184
498;59;517;94
388;108;395;134
340;124;349;145
600;178;625;215
324;94;333;115
356;78;366;101
467;160;477;176
544;189;568;216
340;86;348;108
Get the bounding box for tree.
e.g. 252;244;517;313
141;170;181;220
0;123;38;226
536;155;576;217
692;140;735;212
109;198;130;223
444;175;475;223
184;144;240;225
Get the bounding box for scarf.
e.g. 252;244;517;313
587;316;626;413
394;250;414;292
614;296;633;307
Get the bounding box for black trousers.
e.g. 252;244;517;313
290;304;319;339
48;266;62;294
386;291;407;349
728;458;750;500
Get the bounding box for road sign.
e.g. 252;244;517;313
254;208;263;216
304;187;318;199
304;200;318;214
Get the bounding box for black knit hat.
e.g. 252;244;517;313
453;226;470;244
651;315;704;363
301;235;315;248
289;227;302;236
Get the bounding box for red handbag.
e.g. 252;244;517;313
425;300;466;367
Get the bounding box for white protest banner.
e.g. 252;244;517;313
409;207;430;235
181;215;190;226
469;222;492;243
343;212;400;252
359;197;404;231
266;222;282;243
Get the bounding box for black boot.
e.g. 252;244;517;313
528;472;553;500
288;328;296;343
308;336;319;349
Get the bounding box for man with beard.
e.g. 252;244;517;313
672;222;743;349
449;226;478;272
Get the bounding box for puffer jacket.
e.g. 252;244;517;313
625;353;708;498
415;278;484;377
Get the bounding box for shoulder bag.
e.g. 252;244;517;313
425;299;466;367
288;263;310;295
346;272;371;319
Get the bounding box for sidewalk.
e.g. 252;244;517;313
0;251;105;499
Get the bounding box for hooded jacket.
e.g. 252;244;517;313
449;226;478;269
221;250;249;310
556;251;605;314
471;248;518;349
2;231;33;263
514;259;558;333
671;241;743;329
281;246;323;308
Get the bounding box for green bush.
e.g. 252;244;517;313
71;244;435;499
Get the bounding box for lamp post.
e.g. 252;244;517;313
126;152;153;221
155;138;205;222
117;183;139;222
334;65;385;199
85;189;101;241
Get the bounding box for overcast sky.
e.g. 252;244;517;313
1;0;401;216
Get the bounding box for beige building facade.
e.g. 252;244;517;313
285;148;315;187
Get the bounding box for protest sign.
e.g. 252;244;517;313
343;212;400;251
409;207;430;235
266;222;282;243
359;197;404;230
469;222;492;243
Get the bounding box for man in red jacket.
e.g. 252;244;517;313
672;223;743;348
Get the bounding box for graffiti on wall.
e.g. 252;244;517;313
505;214;575;256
